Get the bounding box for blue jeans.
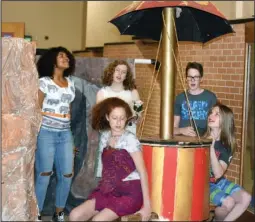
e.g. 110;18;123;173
35;127;74;212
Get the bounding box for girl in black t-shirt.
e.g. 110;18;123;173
206;103;251;221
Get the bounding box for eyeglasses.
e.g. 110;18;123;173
186;76;201;81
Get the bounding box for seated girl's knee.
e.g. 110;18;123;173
240;190;252;205
221;196;235;210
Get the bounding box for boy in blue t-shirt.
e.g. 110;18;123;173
174;62;217;136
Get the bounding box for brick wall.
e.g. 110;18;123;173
73;49;103;57
103;24;246;184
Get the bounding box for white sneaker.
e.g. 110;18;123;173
52;211;65;222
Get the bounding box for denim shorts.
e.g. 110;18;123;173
210;177;241;206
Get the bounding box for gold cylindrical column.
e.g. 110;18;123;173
160;8;177;139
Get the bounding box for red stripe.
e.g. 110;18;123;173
190;148;208;220
162;148;178;220
142;145;153;196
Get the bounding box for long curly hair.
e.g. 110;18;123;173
92;97;133;131
205;103;236;153
102;60;136;90
37;46;75;78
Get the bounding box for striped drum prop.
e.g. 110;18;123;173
141;136;211;221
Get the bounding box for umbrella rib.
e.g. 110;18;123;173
186;8;203;42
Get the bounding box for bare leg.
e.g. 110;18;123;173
91;208;119;221
223;190;251;221
214;196;235;221
69;199;98;221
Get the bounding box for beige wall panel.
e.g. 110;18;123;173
213;1;254;20
243;1;254;18
213;1;236;20
85;1;133;47
2;1;84;51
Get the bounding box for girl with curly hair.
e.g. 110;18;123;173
96;60;142;135
69;97;151;221
206;103;251;221
36;46;76;221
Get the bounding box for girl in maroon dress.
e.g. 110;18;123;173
69;97;151;221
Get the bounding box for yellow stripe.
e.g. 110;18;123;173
203;149;210;220
173;148;195;221
151;146;165;215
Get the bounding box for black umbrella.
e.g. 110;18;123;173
109;1;234;43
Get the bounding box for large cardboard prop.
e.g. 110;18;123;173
2;37;42;221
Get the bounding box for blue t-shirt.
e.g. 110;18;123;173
174;89;217;134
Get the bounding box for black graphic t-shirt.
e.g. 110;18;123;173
174;89;217;135
210;141;232;183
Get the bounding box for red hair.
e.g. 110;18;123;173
92;97;133;131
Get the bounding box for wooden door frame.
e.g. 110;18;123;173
245;21;254;43
2;22;25;38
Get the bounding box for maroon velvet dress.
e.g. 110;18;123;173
88;146;143;216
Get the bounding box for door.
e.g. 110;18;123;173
241;42;254;213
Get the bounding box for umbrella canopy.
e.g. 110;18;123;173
109;1;234;43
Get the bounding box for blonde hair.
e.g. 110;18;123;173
205;103;236;153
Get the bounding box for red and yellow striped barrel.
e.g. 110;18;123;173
141;136;211;221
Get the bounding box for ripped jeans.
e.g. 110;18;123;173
35;127;74;212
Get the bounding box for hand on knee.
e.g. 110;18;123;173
221;196;235;211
